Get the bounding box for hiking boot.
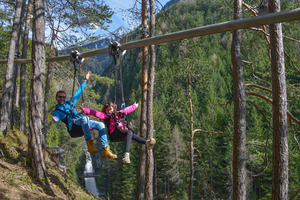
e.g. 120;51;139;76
87;140;98;154
102;145;117;159
146;138;156;150
122;154;130;164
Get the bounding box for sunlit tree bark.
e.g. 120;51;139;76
231;0;247;199
12;0;26;128
137;0;148;198
0;0;25;134
145;0;155;199
27;0;46;179
269;0;289;199
19;0;33;134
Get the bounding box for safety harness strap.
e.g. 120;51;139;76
108;41;128;129
54;107;84;138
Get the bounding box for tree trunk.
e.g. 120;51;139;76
12;0;26;128
0;0;25;134
231;0;247;199
137;0;148;199
20;0;33;134
187;71;194;200
15;85;19;108
43;10;63;143
269;0;289;199
27;0;46;180
43;34;55;148
145;0;155;199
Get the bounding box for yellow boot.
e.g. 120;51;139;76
87;140;98;154
102;145;117;159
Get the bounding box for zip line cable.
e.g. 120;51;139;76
1;8;300;65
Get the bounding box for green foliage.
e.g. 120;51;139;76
1;0;300;198
45;0;113;44
91;0;300;199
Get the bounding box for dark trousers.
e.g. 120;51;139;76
109;129;146;153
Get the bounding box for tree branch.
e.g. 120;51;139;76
243;61;271;85
246;90;300;126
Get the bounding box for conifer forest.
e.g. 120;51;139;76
0;0;300;199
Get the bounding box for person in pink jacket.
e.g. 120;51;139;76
79;102;156;164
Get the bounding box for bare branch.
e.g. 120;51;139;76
246;90;300;126
249;27;300;44
289;118;300;154
245;84;272;93
0;0;15;5
290;188;300;200
194;179;204;200
246;142;269;150
284;49;300;74
242;2;271;60
243;60;271;85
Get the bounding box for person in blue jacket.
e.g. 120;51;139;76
50;71;117;159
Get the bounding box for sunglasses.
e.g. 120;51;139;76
58;96;66;99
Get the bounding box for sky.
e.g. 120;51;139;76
91;0;170;36
44;0;171;46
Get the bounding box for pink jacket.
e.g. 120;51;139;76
83;103;138;134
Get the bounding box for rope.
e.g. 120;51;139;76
119;57;125;106
114;55;118;111
78;63;85;107
119;56;128;129
109;42;128;129
71;60;77;106
69;50;85;117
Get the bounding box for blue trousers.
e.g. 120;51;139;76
73;115;109;148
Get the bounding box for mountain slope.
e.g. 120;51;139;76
91;0;300;199
82;26;131;75
0;129;98;200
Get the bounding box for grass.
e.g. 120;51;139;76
0;128;100;200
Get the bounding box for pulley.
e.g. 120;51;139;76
70;50;85;64
108;41;126;59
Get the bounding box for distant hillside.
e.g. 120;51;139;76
163;0;195;9
82;26;131;75
91;0;300;199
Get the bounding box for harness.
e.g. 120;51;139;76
54;50;86;138
108;41;129;130
54;105;84;138
70;50;85;107
103;112;132;142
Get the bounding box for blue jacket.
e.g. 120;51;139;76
52;81;87;131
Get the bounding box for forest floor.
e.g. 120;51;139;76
0;128;99;200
